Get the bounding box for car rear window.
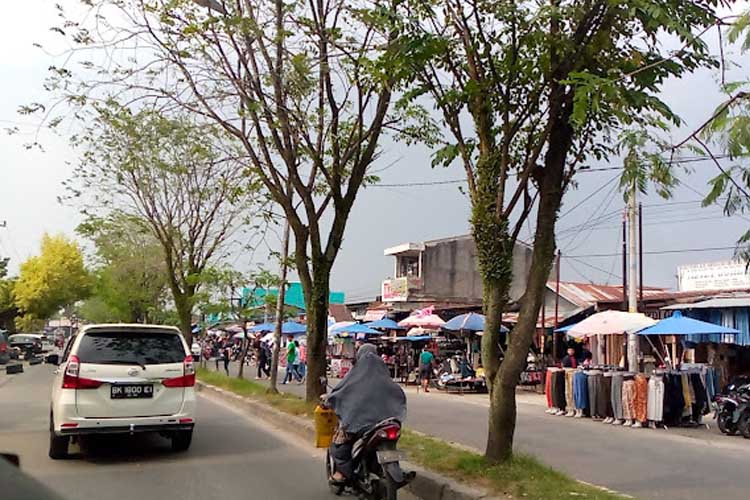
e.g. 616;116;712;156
76;331;186;365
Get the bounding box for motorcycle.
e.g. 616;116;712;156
326;417;415;500
715;382;750;435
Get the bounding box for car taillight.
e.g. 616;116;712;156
163;355;196;388
0;342;6;353
377;424;401;441
62;355;103;389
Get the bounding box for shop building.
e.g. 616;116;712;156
377;234;551;317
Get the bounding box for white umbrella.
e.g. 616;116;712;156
567;310;656;339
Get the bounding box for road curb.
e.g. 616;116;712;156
196;380;498;500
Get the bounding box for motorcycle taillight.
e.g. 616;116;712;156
378;424;401;441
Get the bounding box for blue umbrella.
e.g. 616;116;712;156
249;322;275;332
250;321;307;335
443;312;509;333
636;311;740;336
365;318;406;330
332;323;380;335
281;320;307;335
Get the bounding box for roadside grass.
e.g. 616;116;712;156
196;367;315;416
399;430;628;500
197;369;629;500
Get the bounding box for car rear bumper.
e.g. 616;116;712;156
59;422;194;436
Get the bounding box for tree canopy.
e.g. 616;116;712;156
14;234;91;327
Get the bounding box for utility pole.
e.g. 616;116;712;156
268;220;290;393
627;182;639;372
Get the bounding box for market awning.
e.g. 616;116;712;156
567;310;656;339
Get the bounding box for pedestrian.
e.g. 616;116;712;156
282;335;297;384
297;340;307;382
419;346;435;393
223;343;231;375
212;341;220;371
293;340;304;384
257;340;270;379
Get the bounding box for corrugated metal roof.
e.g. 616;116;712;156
550;282;668;308
663;296;750;310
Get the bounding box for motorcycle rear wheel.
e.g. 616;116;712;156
718;413;737;435
738;413;750;439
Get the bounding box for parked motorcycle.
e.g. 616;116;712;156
326;417;415;500
715;382;750;435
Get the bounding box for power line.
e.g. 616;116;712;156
559;172;621;219
368;154;734;189
566;255;622;282
565;245;738;259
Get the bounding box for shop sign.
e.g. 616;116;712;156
677;260;750;292
363;309;387;321
382;278;408;302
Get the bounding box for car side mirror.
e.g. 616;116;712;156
45;354;60;366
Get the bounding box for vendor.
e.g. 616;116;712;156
562;347;578;368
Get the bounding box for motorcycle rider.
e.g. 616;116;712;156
326;343;406;483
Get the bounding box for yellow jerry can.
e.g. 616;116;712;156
314;405;338;448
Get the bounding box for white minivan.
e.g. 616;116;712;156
49;324;197;459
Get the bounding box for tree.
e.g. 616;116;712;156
77;214;169;324
14;234;91;327
397;0;723;462
66;107;265;343
37;0;422;401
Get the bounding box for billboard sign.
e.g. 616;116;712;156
382;278;408;302
677;260;750;292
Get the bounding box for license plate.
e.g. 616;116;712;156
111;384;153;399
376;450;404;464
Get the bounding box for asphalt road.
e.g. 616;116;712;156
0;364;415;500
211;361;750;500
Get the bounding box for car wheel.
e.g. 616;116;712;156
171;430;193;452
49;415;70;460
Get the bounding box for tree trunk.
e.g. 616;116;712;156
174;294;193;345
304;261;331;402
269;220;291;393
484;106;571;462
237;323;250;379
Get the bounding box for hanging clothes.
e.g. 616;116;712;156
573;370;589;411
622;378;636;421
587;371;604;418
634;374;649;423
602;373;614;418
544;368;555;408
647;374;665;422
564;369;575;411
663;373;685;425
611;373;624;421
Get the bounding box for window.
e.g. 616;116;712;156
397;256;419;278
61;335;76;363
76;331;185;365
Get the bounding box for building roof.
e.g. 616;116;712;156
549;281;668;308
663;295;750;310
328;303;353;322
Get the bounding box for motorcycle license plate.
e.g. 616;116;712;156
376;450;404;464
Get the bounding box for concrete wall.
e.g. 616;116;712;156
419;236;554;303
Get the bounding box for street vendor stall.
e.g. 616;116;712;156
328;323;380;377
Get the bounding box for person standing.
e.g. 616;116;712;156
419;346;435;393
257;340;271;379
282;336;297;384
222;343;231;375
297;340;307;383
